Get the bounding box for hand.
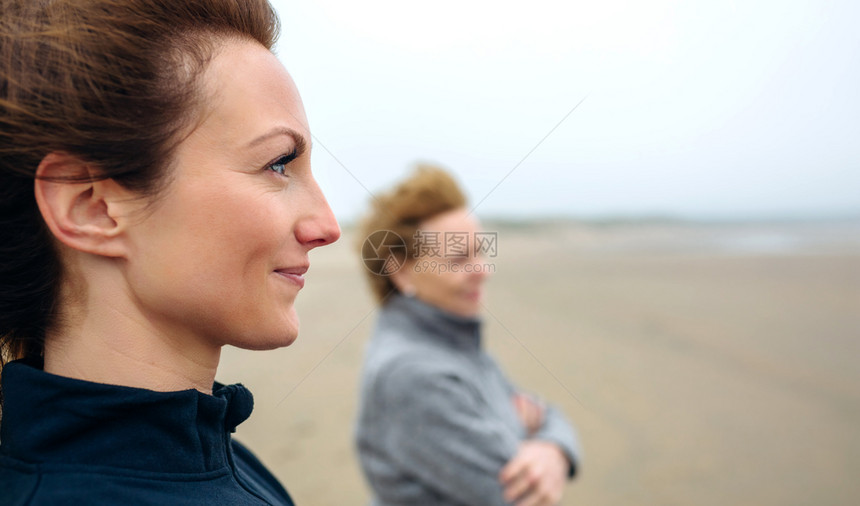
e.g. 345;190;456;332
499;441;569;506
512;393;545;436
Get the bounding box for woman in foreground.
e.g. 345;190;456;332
0;1;339;504
355;165;581;506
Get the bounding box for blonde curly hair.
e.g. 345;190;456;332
358;164;467;303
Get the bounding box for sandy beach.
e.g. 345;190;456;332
218;220;860;505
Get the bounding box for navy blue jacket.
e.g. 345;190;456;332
0;358;294;505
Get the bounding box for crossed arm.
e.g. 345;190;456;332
380;365;579;506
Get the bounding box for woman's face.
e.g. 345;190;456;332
122;39;339;350
398;208;490;318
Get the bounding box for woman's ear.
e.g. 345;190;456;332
34;152;136;258
390;265;415;296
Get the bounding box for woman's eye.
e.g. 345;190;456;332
267;152;296;176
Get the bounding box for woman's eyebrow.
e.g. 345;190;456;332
247;126;308;154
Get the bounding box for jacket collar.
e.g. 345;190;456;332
384;294;483;352
0;357;252;473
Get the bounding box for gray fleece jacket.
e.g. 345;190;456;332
355;294;581;506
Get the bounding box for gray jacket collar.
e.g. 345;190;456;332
384;294;482;352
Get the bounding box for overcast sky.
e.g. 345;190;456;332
269;0;859;222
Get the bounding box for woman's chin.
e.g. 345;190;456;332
232;332;298;351
457;292;483;317
447;302;482;319
229;317;300;351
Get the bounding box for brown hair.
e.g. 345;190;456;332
358;163;467;303
0;0;279;380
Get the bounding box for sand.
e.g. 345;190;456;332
218;220;860;505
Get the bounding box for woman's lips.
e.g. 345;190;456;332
464;289;482;301
275;266;308;288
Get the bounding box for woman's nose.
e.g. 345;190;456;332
469;255;491;280
295;179;341;248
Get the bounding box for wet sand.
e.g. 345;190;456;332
219;220;860;505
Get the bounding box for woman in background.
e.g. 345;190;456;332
355;165;580;506
0;1;339;504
